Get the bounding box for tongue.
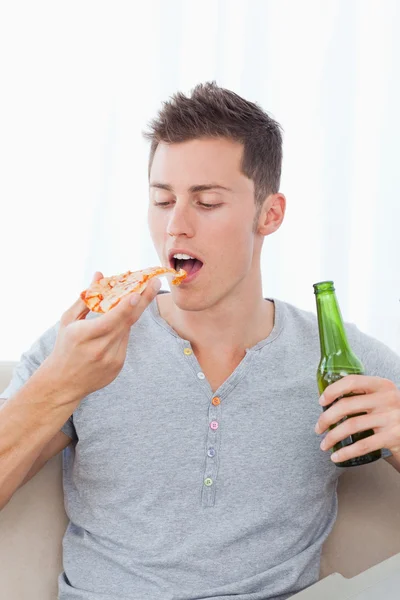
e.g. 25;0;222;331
178;258;202;275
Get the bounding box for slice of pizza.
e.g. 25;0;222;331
80;266;186;313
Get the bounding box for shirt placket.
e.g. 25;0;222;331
201;394;222;507
180;341;222;507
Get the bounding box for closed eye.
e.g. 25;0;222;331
200;203;222;209
153;202;222;210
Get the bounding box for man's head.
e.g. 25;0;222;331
144;82;286;311
145;82;283;224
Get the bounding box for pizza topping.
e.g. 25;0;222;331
80;266;186;313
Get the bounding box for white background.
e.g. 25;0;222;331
0;0;399;360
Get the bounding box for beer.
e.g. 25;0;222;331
313;281;381;467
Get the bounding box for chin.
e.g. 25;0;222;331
169;287;213;312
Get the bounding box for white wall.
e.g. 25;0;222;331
0;0;399;360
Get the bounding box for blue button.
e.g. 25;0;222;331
207;447;216;458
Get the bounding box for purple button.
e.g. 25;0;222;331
210;421;219;430
208;447;216;457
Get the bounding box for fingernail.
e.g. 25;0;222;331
152;279;161;292
130;293;140;306
331;452;339;462
319;394;325;405
315;423;321;434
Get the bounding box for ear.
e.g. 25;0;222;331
256;193;286;236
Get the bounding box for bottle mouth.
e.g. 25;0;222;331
313;281;335;294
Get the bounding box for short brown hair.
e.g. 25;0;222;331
143;81;283;210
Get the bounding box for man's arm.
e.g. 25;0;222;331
0;368;81;511
0;274;162;511
17;429;73;488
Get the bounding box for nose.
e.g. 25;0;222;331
166;203;195;238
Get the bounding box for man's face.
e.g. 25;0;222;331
148;137;263;311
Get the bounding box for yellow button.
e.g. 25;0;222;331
212;397;221;406
204;478;213;487
183;348;193;356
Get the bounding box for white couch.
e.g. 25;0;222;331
1;361;400;599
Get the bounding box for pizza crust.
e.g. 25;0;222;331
80;266;186;313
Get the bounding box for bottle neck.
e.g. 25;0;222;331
315;290;351;356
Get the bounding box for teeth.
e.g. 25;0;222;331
173;253;195;260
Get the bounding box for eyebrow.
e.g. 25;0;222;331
150;182;232;193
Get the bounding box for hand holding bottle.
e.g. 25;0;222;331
314;280;400;469
315;374;400;465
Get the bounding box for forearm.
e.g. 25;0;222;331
0;360;82;510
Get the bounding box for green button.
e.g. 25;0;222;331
204;478;213;487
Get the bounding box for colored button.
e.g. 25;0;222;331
212;397;221;406
183;347;193;355
210;421;219;430
197;372;205;379
207;447;216;458
204;478;213;486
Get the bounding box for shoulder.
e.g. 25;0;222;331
277;298;318;330
22;320;60;364
275;298;400;383
274;298;320;352
346;324;400;383
1;320;60;397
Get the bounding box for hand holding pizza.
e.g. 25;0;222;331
40;266;185;402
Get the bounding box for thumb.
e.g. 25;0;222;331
91;271;104;284
60;271;104;327
102;276;161;328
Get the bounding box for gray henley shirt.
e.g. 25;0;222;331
2;294;399;600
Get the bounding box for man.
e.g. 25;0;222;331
1;82;400;600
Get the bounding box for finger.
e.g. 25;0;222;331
91;271;104;284
75;271;105;321
319;375;389;407
315;392;383;433
60;271;104;327
329;431;388;463
319;412;386;452
86;277;162;337
132;277;163;309
118;276;162;326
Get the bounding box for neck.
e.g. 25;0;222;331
157;271;274;357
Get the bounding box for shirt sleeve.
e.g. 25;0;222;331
0;322;77;442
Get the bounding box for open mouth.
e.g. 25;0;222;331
174;257;203;277
169;253;204;278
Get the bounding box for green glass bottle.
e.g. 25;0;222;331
313;281;381;467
